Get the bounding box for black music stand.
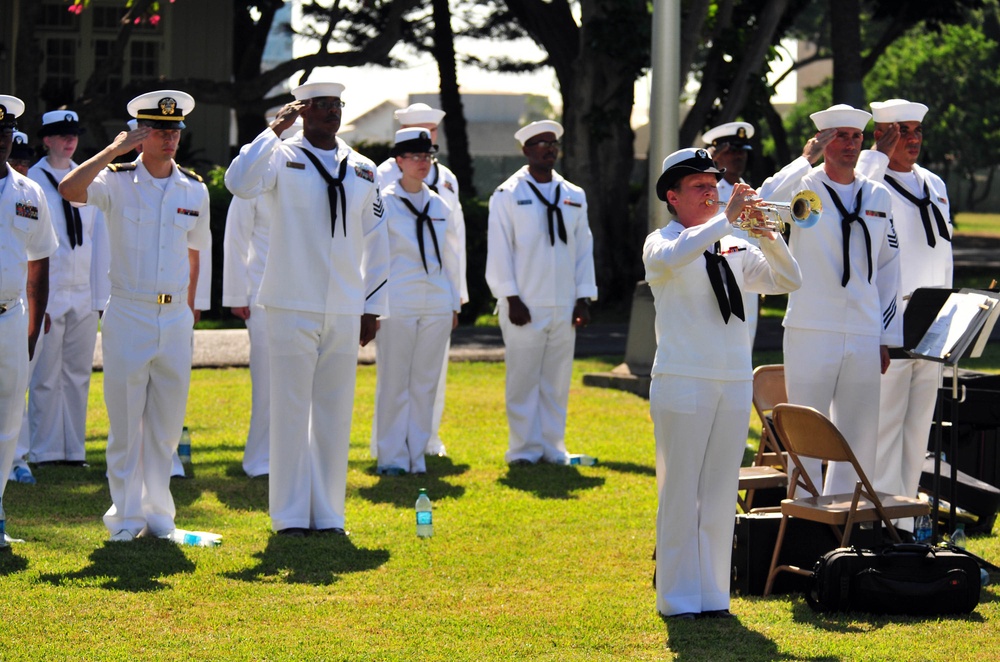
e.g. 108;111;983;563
905;287;1000;541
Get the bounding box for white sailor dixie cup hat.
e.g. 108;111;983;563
703;121;754;149
656;148;724;201
870;99;929;124
127;90;195;129
391;128;438;156
0;95;25;129
810;104;871;131
10;131;33;160
394;103;446;126
38;110;85;137
292;81;345;100
514;120;564;146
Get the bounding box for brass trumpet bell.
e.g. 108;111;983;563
706;190;823;232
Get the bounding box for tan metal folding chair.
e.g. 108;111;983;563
737;365;789;512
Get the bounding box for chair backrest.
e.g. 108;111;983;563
772;403;860;465
752;365;787;417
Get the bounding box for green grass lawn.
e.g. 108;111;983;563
955;212;1000;237
1;358;998;660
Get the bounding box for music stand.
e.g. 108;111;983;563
905;287;1000;541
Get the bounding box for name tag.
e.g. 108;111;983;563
864;210;887;218
517;199;532;206
15;202;38;219
177;208;200;217
286;162;306;170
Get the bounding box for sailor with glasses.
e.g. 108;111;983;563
486;120;597;466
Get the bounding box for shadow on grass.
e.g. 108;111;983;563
357;456;469;508
662;612;810;661
37;538;195;592
789;598;985;630
599;460;655;477
498;462;605;499
0;550;29;575
225;533;389;586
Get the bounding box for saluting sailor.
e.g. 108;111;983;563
759;104;902;495
486;120;597;466
375;102;467;459
225;81;389;537
0;95;58;537
59;90;211;542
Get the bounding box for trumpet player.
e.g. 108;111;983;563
858;100;952;525
759;104;902;497
644;148;801;619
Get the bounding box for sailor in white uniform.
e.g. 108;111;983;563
225;81;390;536
486;120;597;465
760;104;902;495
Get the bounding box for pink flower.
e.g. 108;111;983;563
133;17;141;24
149;14;160;26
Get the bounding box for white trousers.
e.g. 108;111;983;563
12;331;42;475
426;339;450;455
373;312;452;473
267;308;359;531
101;297;193;537
29;286;99;463
875;358;941;498
499;303;575;464
0;302;29;501
783;328;882;495
242;303;270;477
652;375;751;616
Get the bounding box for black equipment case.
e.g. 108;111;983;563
808;544;981;615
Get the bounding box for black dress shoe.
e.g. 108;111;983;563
699;610;734;619
63;460;90;467
276;528;308;538
664;612;697;620
314;528;349;536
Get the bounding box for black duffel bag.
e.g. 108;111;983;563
808;543;981;615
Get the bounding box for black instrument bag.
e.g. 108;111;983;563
808;543;981;615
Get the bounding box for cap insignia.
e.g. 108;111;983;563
159;97;177;116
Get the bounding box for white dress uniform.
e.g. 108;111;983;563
760;158;902;494
225;129;389;532
0;164;58;500
86;156;211;537
717;177;761;346
857;150;953;504
26;158;104;463
645;211;801;617
222;194;271;477
374;158;467;458
486;166;597;464
373;181;461;473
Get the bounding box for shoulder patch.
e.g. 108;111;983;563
177;166;204;183
354;163;375;183
106;163;137;173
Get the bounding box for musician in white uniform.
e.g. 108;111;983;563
760;104;902;495
486;120;597;465
225;81;389;537
59;90;211;542
0;95;57;520
647;148;800;618
857;99;952;515
373;128;461;475
704;121;761;345
375;103;467;458
27;111;105;467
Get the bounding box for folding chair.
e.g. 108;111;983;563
762;403;931;596
737;365;789;512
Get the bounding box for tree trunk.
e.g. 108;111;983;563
829;0;865;107
431;0;476;196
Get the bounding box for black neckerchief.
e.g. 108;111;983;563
883;174;951;248
703;241;745;324
398;195;442;273
524;180;567;246
298;147;349;237
41;169;83;248
823;183;872;287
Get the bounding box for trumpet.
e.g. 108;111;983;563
706;190;823;233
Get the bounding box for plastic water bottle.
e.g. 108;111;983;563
950;523;967;549
914;515;933;543
164;529;222;547
981;568;991;587
178;427;193;475
0;495;7;550
567;453;597;466
415;488;433;538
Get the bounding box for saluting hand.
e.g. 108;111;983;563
111;127;151;157
803;128;837;164
270;101;306;138
873;122;900;156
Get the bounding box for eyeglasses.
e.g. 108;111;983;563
401;153;433;162
525;139;560;149
311;99;346;110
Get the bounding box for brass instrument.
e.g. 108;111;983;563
706;190;823;232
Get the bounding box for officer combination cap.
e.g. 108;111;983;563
514;120;564;146
38;109;85;137
10;131;33;160
0;95;25;130
394;103;446;127
390;127;438;156
292;82;345;101
656;147;724;201
703;121;754;150
127;90;195;129
810;104;871;131
870;99;929;124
